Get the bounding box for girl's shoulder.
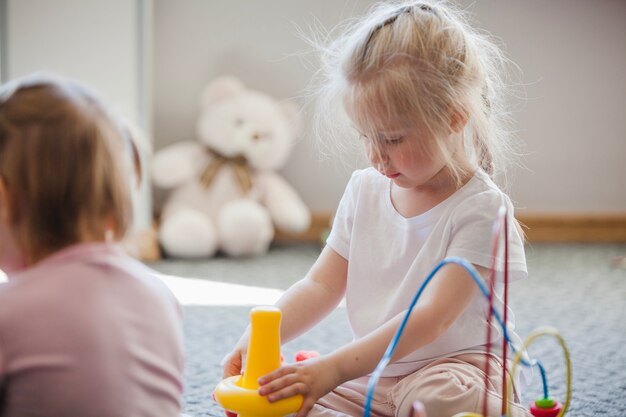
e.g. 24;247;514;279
458;170;508;201
449;170;515;220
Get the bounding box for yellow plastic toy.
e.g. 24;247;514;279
214;306;303;417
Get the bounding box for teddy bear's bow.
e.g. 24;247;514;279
200;148;253;193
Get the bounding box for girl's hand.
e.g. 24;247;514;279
219;346;247;417
221;345;247;379
257;356;341;417
222;329;251;381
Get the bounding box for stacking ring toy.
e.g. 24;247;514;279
214;306;303;417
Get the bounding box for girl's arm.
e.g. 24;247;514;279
222;245;347;379
275;245;348;343
258;263;485;417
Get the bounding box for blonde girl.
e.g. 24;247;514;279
223;2;530;417
0;74;184;416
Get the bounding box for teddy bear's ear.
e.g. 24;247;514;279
279;100;303;137
201;76;244;107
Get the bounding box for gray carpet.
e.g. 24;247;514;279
149;243;626;417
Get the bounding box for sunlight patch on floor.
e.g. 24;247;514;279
1;269;291;307
156;273;286;306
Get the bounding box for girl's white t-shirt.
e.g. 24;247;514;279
326;167;527;377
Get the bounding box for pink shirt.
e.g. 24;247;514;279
0;243;184;417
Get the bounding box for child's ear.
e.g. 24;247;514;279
0;177;11;224
450;107;469;134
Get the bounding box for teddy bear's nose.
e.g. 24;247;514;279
252;132;268;141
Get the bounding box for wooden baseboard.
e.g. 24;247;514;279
517;213;626;243
276;212;626;243
274;211;333;243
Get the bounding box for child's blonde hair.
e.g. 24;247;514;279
0;74;134;263
314;0;516;185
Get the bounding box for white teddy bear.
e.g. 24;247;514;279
152;76;311;258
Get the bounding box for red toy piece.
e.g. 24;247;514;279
295;350;320;362
530;398;563;417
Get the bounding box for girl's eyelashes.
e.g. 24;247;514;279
358;133;404;145
384;137;404;145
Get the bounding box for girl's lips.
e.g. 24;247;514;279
377;166;399;178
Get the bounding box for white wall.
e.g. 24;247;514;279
7;1;618;215
6;0;140;122
153;0;626;214
466;0;626;212
0;0;6;81
2;0;153;229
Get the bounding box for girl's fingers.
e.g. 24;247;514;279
258;372;304;396
258;364;296;384
222;361;241;379
265;382;308;403
221;350;245;379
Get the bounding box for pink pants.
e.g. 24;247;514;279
308;353;532;417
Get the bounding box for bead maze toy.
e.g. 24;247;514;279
213;306;303;417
